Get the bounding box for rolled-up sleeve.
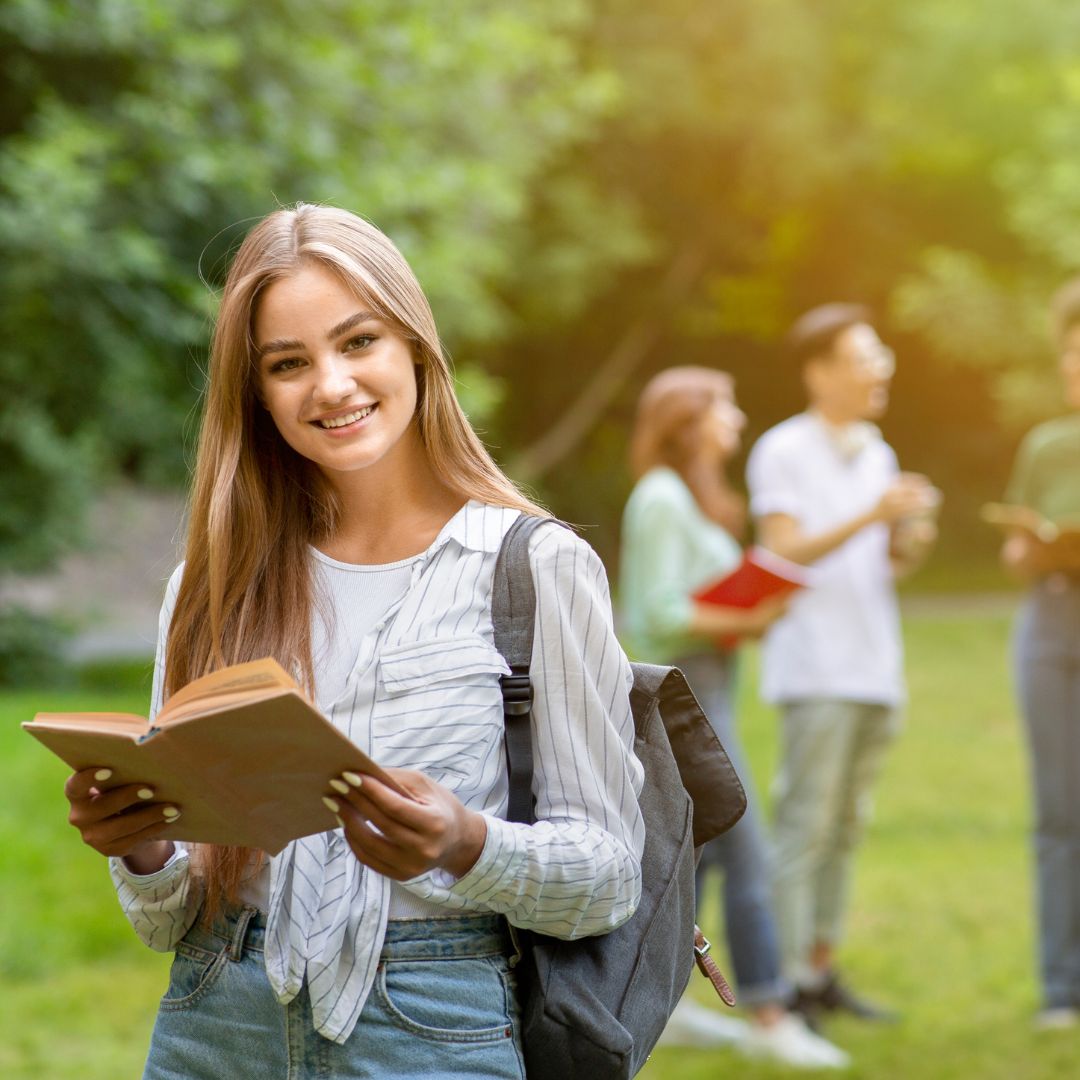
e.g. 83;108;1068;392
108;563;201;951
443;526;645;938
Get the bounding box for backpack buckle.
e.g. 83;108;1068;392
500;670;533;716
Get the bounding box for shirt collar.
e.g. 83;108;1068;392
807;410;881;462
426;500;522;557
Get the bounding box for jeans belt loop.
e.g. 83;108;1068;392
226;905;258;962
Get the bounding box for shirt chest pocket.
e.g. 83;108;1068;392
378;634;510;695
374;635;511;783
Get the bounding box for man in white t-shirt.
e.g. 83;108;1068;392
746;303;940;1030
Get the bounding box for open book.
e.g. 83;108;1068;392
980;503;1080;546
23;658;410;855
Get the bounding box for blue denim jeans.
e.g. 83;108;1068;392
675;652;789;1008
143;908;525;1079
1015;575;1080;1010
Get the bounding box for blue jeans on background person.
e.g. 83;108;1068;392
1015;575;1080;1011
676;652;789;1009
143;907;525;1079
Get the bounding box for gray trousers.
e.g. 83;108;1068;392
1015;575;1080;1009
771;698;900;986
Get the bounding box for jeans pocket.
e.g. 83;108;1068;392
159;942;230;1012
376;957;516;1044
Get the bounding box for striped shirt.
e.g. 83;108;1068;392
109;501;645;1043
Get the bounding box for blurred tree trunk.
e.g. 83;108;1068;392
510;241;709;482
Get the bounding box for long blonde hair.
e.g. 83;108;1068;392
168;204;544;909
629;366;746;537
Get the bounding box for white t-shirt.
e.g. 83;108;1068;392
746;412;904;706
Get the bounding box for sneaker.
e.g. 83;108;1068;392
740;1013;851;1069
816;972;899;1023
788;985;826;1032
657;997;749;1047
1034;1007;1080;1031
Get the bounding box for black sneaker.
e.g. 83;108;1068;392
786;986;825;1033
817;972;899;1023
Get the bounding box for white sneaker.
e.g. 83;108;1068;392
657;997;749;1047
740;1013;851;1069
1035;1007;1080;1030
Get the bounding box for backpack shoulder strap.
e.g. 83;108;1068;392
491;514;568;825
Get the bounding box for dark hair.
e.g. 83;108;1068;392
1051;278;1080;345
786;302;873;366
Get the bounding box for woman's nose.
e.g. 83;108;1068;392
313;356;357;402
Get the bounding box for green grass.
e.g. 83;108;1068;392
643;607;1080;1079
3;610;1076;1078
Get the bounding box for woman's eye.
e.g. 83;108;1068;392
344;334;375;352
268;356;303;374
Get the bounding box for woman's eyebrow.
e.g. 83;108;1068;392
256;311;379;358
327;310;379;339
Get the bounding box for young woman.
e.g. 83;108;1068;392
619;366;848;1068
62;204;644;1078
1002;279;1080;1030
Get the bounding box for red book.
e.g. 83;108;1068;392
692;546;811;609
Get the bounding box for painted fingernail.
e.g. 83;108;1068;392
342;772;363;788
94;769;113;782
161;807;180;820
334;816;345;829
329;778;350;796
322;796;340;814
137;788;154;800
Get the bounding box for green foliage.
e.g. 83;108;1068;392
7;1;1080;567
0;0;640;571
0;607;72;687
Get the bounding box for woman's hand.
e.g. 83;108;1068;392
65;767;180;871
738;595;790;639
323;768;487;881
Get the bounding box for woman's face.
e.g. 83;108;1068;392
1060;323;1080;410
696;389;747;461
253;262;421;485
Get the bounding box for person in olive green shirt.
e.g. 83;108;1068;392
620;367;848;1068
1001;278;1080;1029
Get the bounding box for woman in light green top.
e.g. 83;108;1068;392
1002;279;1080;1029
620;367;848;1067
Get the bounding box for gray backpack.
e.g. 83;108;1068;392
493;515;747;1078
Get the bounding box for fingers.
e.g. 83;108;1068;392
335;773;434;832
75;802;181;857
65;766;117;802
65;770;182;858
68;782;161;825
334;801;417;880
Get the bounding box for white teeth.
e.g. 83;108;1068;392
319;406;374;429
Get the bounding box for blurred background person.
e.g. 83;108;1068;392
620;366;849;1068
746;305;940;1031
1001;278;1080;1030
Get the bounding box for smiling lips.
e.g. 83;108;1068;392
316;404;376;429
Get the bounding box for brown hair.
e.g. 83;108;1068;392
629;366;745;537
168;204;545;911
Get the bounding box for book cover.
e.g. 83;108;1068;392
23;658;411;855
692;545;812;609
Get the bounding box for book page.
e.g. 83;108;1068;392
28;712;149;735
160;658;299;722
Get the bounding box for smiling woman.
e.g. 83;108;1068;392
57;203;646;1078
255;269;422;483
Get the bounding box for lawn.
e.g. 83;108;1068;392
2;609;1076;1078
